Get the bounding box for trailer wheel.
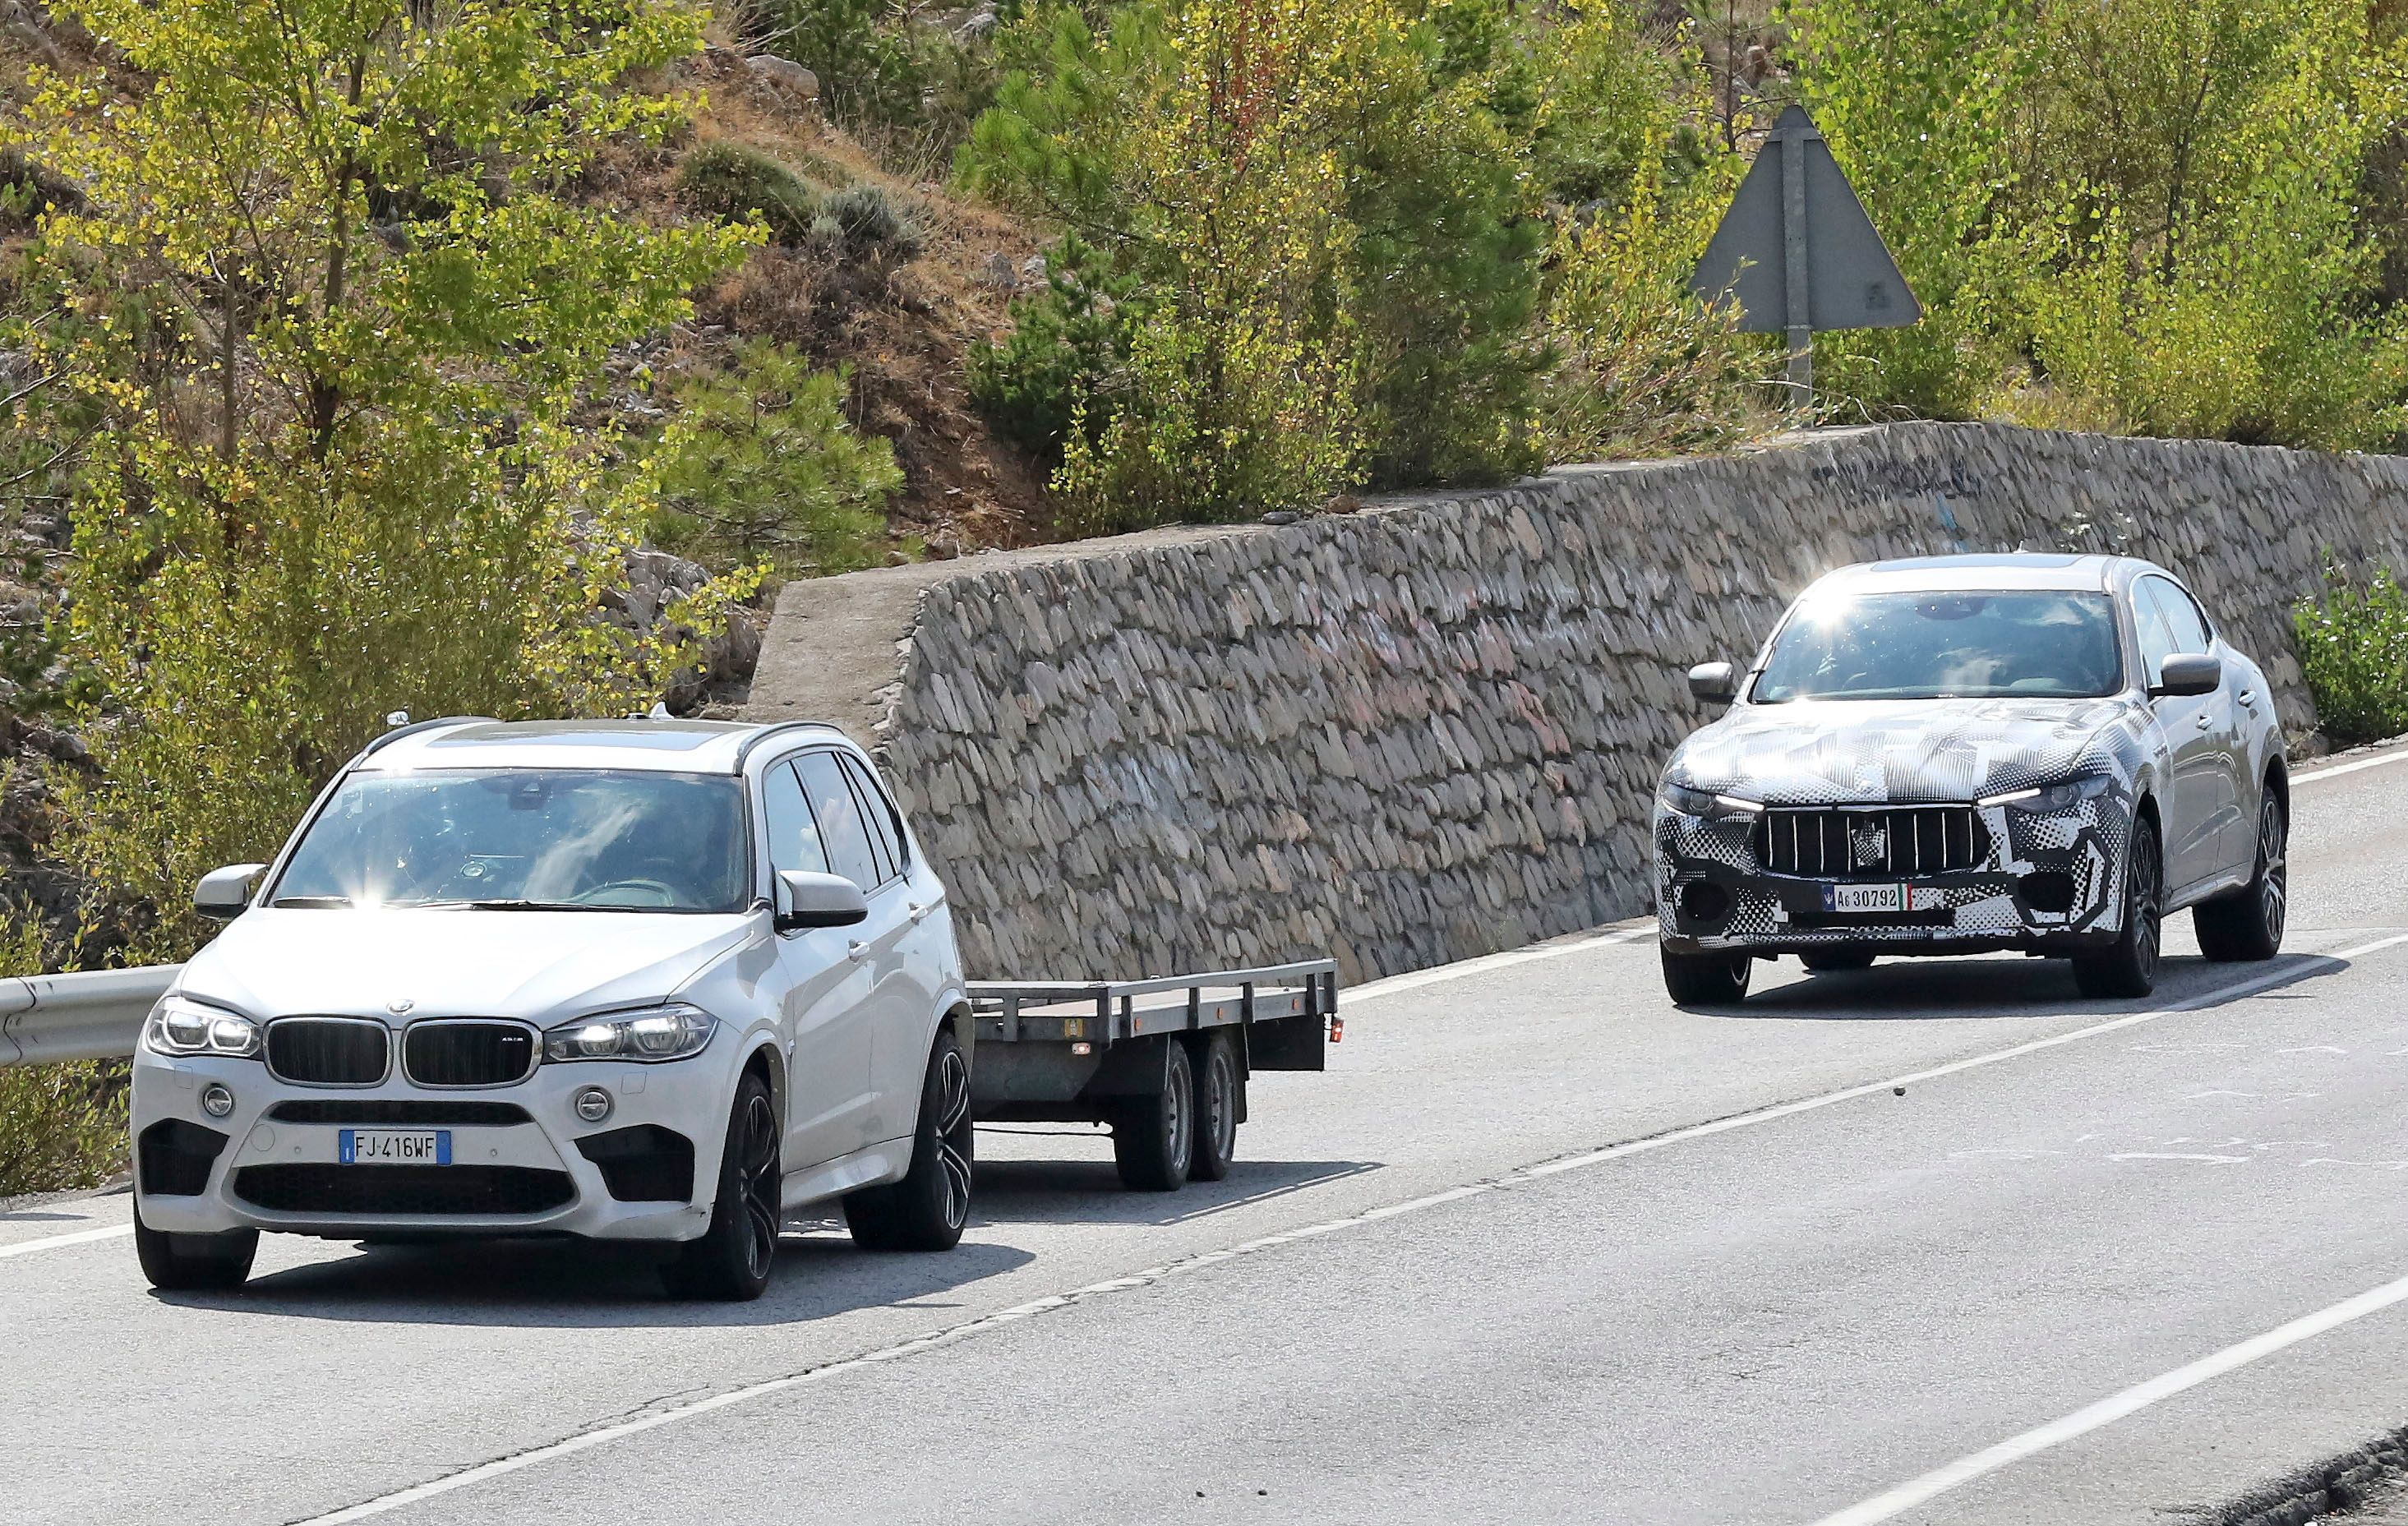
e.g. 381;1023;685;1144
1188;1034;1238;1183
1111;1040;1192;1192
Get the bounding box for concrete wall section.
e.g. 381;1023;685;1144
749;423;2408;984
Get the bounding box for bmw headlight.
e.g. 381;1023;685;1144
1658;780;1765;819
1981;774;2114;812
542;1003;717;1063
143;994;263;1058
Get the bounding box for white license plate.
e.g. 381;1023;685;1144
1822;883;1908;915
339;1128;451;1165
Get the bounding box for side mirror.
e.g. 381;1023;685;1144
774;869;868;933
2152;652;2221;698
194;863;267;920
1687;662;1737;705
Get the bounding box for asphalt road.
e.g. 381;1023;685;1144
12;745;2408;1525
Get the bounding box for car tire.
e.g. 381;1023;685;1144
1111;1040;1193;1192
2194;790;2286;963
1661;945;1751;1007
1188;1034;1239;1183
843;1030;973;1252
1800;949;1876;973
133;1206;256;1293
2074;814;2164;1000
662;1069;780;1301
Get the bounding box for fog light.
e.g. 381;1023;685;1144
2019;870;2077;914
574;1086;613;1124
1677;879;1734;931
200;1082;235;1118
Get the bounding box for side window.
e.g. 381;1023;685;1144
2147;578;2213;653
760;761;830;878
841;754;908;877
2133;579;2181;680
794;751;880;891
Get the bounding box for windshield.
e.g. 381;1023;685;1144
270;769;750;912
1751;590;2122;703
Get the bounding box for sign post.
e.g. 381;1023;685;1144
1691;104;1920;414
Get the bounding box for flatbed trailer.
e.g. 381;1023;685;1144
966;959;1339;1192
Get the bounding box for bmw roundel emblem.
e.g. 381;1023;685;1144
387;998;416;1015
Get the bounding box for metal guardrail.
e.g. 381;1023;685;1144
0;965;178;1067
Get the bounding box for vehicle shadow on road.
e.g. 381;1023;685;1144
154;1233;1036;1327
971;1155;1382;1229
1709;951;2350;1021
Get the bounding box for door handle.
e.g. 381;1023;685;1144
907;901;930;924
2195;712;2213;729
846;940;870;961
2237;689;2257;708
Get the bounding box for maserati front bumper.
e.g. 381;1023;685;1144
1654;792;2134;957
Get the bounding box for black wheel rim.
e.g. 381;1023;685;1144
2131;828;2162;982
2258;797;2287;943
739;1090;779;1280
934;1049;971;1232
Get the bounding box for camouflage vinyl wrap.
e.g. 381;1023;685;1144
1654;697;2152;952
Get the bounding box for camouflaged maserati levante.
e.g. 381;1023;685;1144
1654;555;2288;1006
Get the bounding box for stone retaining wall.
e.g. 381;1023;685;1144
749;422;2408;984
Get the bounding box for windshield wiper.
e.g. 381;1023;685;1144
453;898;625;913
270;895;352;908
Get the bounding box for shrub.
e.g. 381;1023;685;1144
0;1062;125;1196
2295;564;2408;746
966;233;1148;463
0;906;122;1197
823;183;926;260
677;142;821;245
651;340;900;579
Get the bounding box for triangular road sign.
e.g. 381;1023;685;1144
1691;104;1920;334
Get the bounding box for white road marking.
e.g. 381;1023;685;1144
1340;923;1654;1006
284;934;2408;1525
2294;745;2408;786
1805;1263;2408;1526
2106;1151;2248;1164
0;1224;130;1260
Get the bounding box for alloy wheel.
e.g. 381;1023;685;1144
2130;828;2162;983
934;1048;972;1232
739;1090;780;1280
2258;799;2288;944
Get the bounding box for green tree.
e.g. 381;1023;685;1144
10;0;757;957
2014;0;2408;447
1782;0;2036;418
651;340;900;578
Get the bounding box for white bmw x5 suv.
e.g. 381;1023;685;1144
129;717;972;1300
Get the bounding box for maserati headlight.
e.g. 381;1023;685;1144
1981;774;2114;812
143;994;263;1058
542;1002;717;1063
1658;780;1764;819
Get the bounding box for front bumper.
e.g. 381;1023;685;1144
1654;795;2130;957
128;1032;739;1241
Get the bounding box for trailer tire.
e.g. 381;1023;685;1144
1188;1034;1238;1183
1111;1040;1192;1192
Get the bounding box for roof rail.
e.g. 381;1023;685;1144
733;719;845;770
359;716;496;758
